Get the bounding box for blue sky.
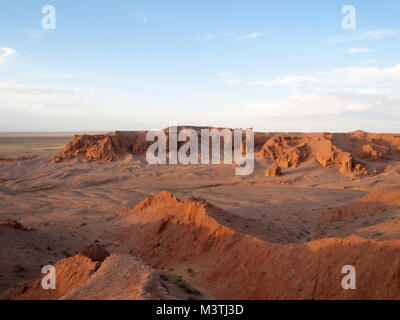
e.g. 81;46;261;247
1;0;400;132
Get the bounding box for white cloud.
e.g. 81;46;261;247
243;88;398;117
236;32;262;40
28;73;77;79
252;76;320;89
0;94;151;132
252;64;400;90
196;32;263;41
327;29;400;44
349;47;373;53
0;47;16;64
248;64;400;118
0;83;98;94
1;47;16;57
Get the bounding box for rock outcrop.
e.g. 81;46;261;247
50;129;400;177
50;131;151;163
61;254;176;300
265;163;282;177
259;135;367;175
7;254;178;300
6;254;99;300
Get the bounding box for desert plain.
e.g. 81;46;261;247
1;128;400;299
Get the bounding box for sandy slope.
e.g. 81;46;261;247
103;191;400;299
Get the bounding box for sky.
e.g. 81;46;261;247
1;0;400;132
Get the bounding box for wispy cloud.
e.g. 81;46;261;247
28;73;77;79
236;32;262;40
252;64;400;90
0;47;16;57
0;83;99;94
248;64;400;117
0;47;16;64
196;31;263;41
327;29;400;44
349;48;373;53
0;47;17;63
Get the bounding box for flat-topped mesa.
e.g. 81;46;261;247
49;126;257;163
50;131;151;163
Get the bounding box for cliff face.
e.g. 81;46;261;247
259;131;400;175
50;131;151;163
259;136;358;174
50;129;400;176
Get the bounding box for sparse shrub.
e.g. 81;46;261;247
173;276;200;295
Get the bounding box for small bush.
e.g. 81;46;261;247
173;276;200;295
